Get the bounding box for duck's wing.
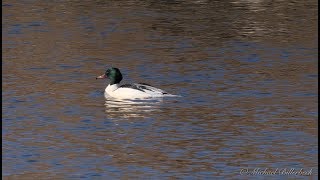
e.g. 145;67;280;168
119;83;167;94
134;83;168;94
119;84;145;92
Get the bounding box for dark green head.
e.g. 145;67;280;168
96;67;123;85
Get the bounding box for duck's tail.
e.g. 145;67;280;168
163;93;182;97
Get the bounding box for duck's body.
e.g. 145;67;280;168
97;67;177;99
104;83;170;99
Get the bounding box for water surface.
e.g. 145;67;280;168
3;0;318;179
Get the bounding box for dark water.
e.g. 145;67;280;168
3;0;318;179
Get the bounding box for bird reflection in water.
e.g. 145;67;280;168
104;98;163;118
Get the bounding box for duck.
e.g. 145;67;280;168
96;67;178;99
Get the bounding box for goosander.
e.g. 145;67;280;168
96;67;177;99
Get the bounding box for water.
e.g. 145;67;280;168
3;0;318;179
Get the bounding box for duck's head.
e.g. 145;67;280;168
96;67;123;85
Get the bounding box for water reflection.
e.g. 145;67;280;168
104;98;163;118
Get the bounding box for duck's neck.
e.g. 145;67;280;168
106;83;119;92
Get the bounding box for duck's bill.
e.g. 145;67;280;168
96;74;107;79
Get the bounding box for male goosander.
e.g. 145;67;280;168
96;67;177;99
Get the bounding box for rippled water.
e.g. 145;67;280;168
3;0;318;179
